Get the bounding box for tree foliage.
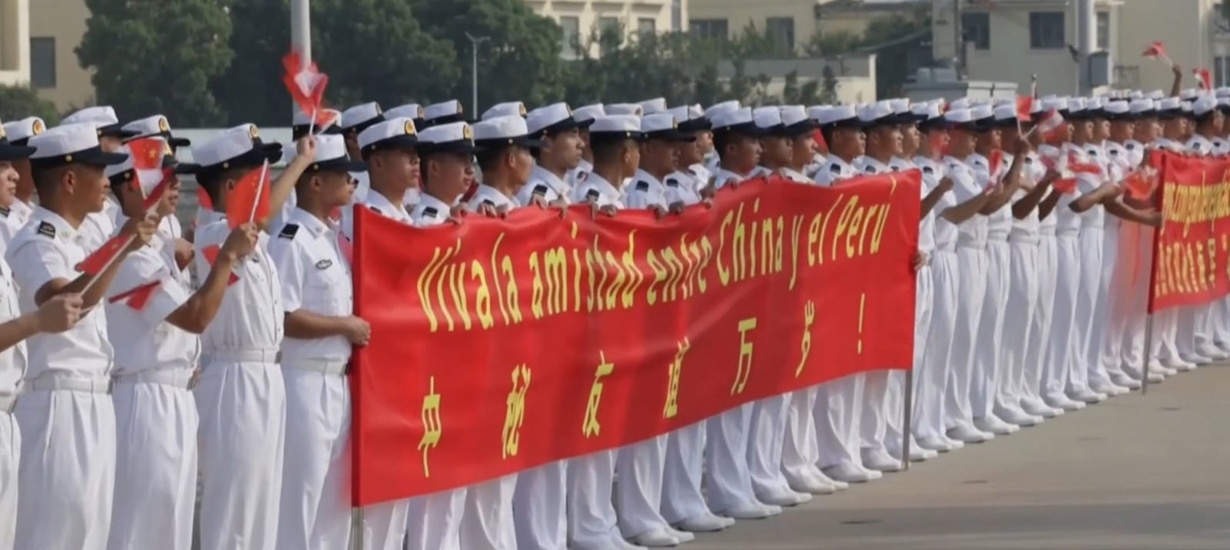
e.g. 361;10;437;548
0;85;62;125
78;0;232;125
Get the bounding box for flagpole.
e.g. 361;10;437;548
308;107;317;137
248;161;270;224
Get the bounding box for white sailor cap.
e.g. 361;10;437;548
423;100;465;127
481;102;527;120
642;113;695;142
816;105;863;127
944;108;975;127
970;104;995;125
61;106;136;139
0;116;37;161
1156;96;1183;111
1103;100;1132;118
858;101;896;125
418;121;476;154
181;124;283;174
1219;97;1230;110
711;107;770;135
1145;90;1166;100
472;115;545;150
122;114;191;148
754;107;785;131
705;100;741;119
889;98;910;115
639;98;667;115
1;116;46;146
1128;90;1144;99
588;115;645;140
1129;98;1156;115
526;102;593;136
299;134;367;172
341;102;383;133
1067;97;1087;115
573;104;606;123
385;104;426;122
1181;100;1194;114
806;105;830;122
357;117;422;159
105;138;177;193
1086;96;1105;111
1180;88;1200;101
1193;94;1219;116
605;103;644;116
28;122;129;168
666;105;711;132
992;104;1019;126
915;103;947;130
948;97;971;111
1041;96;1068;113
1217;87;1230;98
779;105;817;134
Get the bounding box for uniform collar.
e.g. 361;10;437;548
200;208;227;226
32;206;80;238
530;164;568;194
289;207;331;237
363;189;410;218
687;163;711;181
780;167;812;183
716;167;752;181
415;193;452;222
828;155;855;173
633;169;666;189
586;173;622;201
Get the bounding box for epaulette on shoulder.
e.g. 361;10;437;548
279;224;300;240
635;180;649;191
532;184;549;196
864;165;876;173
0;206;10;218
586;188;600;201
922;166;934;174
423;206;438;218
36;221;55;239
665;177;680;187
830;163;842;173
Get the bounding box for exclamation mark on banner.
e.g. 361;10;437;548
857;293;866;355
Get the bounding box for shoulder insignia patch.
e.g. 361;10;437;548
481;199;494;208
279;224;299;239
635;180;650;192
576;172;589;183
0;207;9;218
36;221;55;238
532;184;548;196
1109;148;1120;156
315;259;333;270
830;164;841;173
665;177;680;187
922;166;933;174
864;165;876;173
1126;143;1137;150
369;206;382;214
586;188;600;201
423;207;438;218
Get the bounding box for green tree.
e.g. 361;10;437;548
78;0;232;125
0;85;62;125
821;65;839;104
803;31;861;57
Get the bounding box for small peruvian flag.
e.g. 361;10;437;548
1142;41;1172;66
1033;108;1066;141
282;50;332;128
108;280;162;311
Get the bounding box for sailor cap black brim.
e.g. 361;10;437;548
714;121;770;136
475;136;547;151
678;118;713;133
30;145;128;169
645;128;697;142
192;141;284;174
422;141;477;155
533;117;595;138
97;123;140;139
292;124;344;140
1155;109;1182;119
342;115;386;135
169;136;192;148
822;117;871;130
360;134;422;159
781;120;818;136
0;143;37;162
310;157;368;173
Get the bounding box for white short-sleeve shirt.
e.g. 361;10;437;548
0;258;27;395
571;173;625;209
623;169;670;210
193;220;284;356
269;208;353;364
467;184;519;212
517;165;571;206
410;193;454;227
105;236;198;375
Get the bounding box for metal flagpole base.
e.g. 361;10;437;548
351;507;364;550
1141;314;1154;396
901;368;914;472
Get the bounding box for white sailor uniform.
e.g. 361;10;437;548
516;165;571;206
269;208;355;550
7;207;117;550
1041;145;1091;409
0;254;26;549
1067;144;1109;402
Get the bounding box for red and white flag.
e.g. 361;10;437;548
282;50;331;130
1124;166;1158;199
1015;96;1034;122
1031;108;1066;141
1143;41;1173;66
201;245;240;286
108;280;162;311
76;235;129;275
1194;68;1213;91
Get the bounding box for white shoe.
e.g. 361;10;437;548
862;448;904;472
810;467;847;490
1068;387;1107;404
786;470;838;495
1021;398;1063;418
823;462;880;483
947;423;995;443
665;527;695;543
908;446;939;461
674;513;730;533
995;405;1043;426
718;501;781;520
1151;361;1179;376
1110;373;1142;390
1198;345;1227;360
1044;393;1086;411
916;435;955;452
628;529;679;547
1178;354;1207;367
757;488;810;507
973;415;1020;435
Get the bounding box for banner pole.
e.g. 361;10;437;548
1142;314;1154;396
901;369;914;472
350;508;364;549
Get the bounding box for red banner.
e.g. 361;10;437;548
1149;153;1230;312
349;174;921;505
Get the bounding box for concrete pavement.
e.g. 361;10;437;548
687;364;1230;550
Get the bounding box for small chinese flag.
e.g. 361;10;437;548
988;149;1004;178
1142;41;1170;63
812;129;828;153
108;280;161;311
1053;177;1078;195
225;164;270;230
128;138;164;171
1016;96;1034;122
282;50;331;127
201;245;240;286
1034;109;1067;141
1194;68;1213;91
76;235;128;275
1124;167;1157;199
141;166;178;213
1067;152;1102;175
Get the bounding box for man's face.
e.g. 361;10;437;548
372;148;421;190
900;124;921;155
1110;120;1135;142
868;126;902;157
758;135;792;167
677;137;704;166
833;127;866;159
949;129;976;156
641;139;679;175
512;147;535;187
1094;118;1111;141
427;152;474;203
545;129;584;170
0;162;17;208
317;170;356;208
1163;117;1185;139
791;132;817;168
71;164;110;214
975;128;1002;152
695;130;715;156
725;135;761;173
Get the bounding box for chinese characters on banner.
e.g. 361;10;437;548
1149;153;1230;312
350;174;922;506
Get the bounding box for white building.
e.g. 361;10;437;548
934;0;1230;96
528;0;688;58
0;0;31;87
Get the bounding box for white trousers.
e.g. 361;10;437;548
405;487;466;550
195;361;287;550
108;379;198;550
704;403;758;511
972;239;1010;419
513;461;567;550
567;451;620;547
14;388;115;550
1119;225;1154;375
1073;228;1108;390
917;251;958;441
886;263;933;454
462;474;517;550
780;389;821;487
945;246;989;429
857;370;890;454
749;395;794;497
999;239;1039;411
616;435;672;538
662;421;709;524
0;411;19;549
1024;234;1059;402
814;376;863;468
1044;235;1082;397
276;368;351;550
1101;221;1134;379
1151;308;1181;364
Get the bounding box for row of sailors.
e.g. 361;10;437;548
0;83;1223;550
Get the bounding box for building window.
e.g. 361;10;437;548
671;0;682;32
766;17;795;54
962;12;990;50
598;17;621;55
638;18;656;36
691;19;729;41
1216;56;1230;87
559;16;580;60
1029;12;1065;49
30;37;57;88
1096;11;1109;50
